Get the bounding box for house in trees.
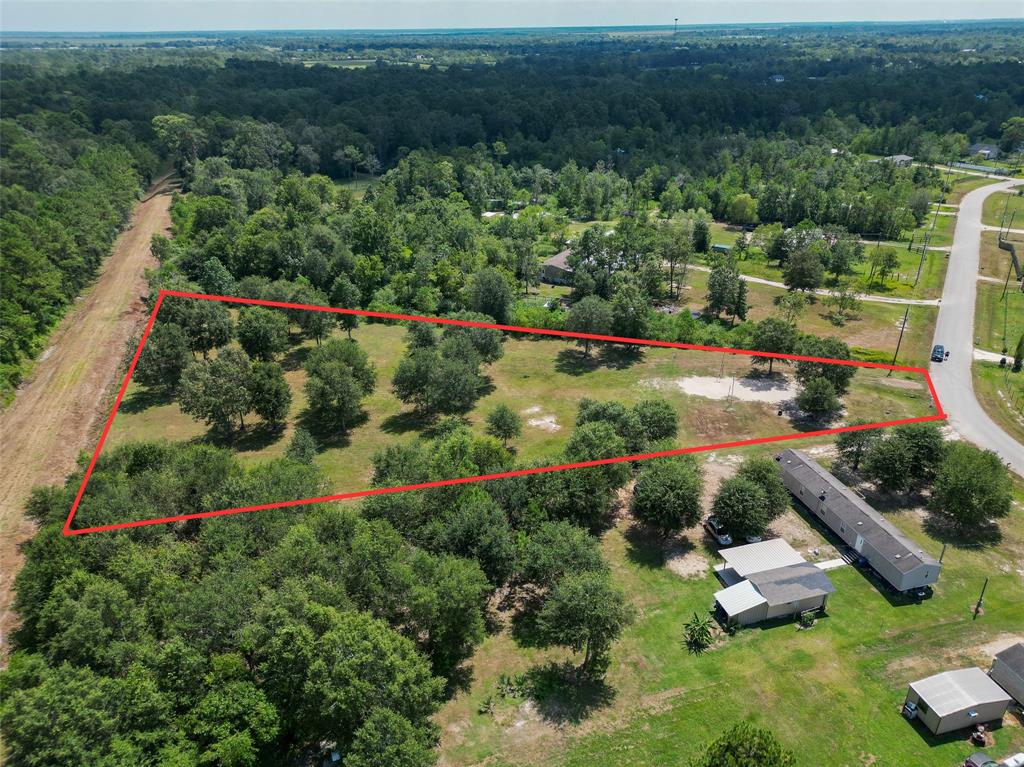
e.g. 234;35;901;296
903;669;1012;735
968;143;1001;161
990;642;1024;706
540;249;574;285
775;449;941;593
713;539;836;627
881;154;914;167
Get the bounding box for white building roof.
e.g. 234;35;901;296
714;580;767;617
909;668;1012;717
719;539;806;579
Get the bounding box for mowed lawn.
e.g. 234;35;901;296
714;242;948;301
104;316;935;506
973;361;1024;445
974;282;1024;354
982;188;1024;227
682;269;939;368
436;470;1024;767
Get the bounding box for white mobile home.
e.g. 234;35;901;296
775;449;941;593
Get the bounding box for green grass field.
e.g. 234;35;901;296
717;242;947;301
974;281;1024;354
982;189;1024;228
973;361;1024;445
945;174;1003;205
978;232;1024;281
435;465;1024;767
106;317;935;503
906;211;956;249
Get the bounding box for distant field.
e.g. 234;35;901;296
716;242;946;301
945;173;1002;205
979;231;1024;280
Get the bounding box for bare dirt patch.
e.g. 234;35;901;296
642;374;797;404
664;544;710;578
522;405;561;432
0;175;175;656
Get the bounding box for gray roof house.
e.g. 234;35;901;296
882;154;914;166
713;540;836;626
775;449;941;593
904;668;1012;735
990;642;1024;706
969;143;1001;160
540;249;573;285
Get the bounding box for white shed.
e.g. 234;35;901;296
990;642;1024;706
905;668;1012;735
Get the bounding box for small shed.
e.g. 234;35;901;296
714;580;768;626
540;250;573;285
990;642;1024;706
882;154;914;167
969;143;1001;161
905;668;1012;735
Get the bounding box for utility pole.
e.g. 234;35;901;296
674;17;678;34
889;306;910;375
973;577;989;620
939;543;947;563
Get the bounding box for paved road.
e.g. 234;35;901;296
687;264;941;306
0;174;176;650
929;178;1024;477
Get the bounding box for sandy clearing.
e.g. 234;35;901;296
0;174;175;654
642;375;797;404
522;405;560;432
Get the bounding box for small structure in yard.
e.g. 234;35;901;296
540;249;573;285
903;668;1012;735
990;642;1024;706
775;449;941;593
711;243;732;255
713;539;836;627
968;143;1001;161
881;154;914;167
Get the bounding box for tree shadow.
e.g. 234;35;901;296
206;422;285;453
623;522;669;569
119;386;175;413
523;661;616;725
922;513;1003;549
553;345;644;376
280;344;312;372
295;408;366;450
443;664;476;699
381;409;435;435
780;401;838;433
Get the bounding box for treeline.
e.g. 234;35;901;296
0;113;158;400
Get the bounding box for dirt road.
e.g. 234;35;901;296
0;174;177;651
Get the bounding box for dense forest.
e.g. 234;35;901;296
1;22;1023;767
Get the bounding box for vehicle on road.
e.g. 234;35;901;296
704;516;733;547
931;344;946;362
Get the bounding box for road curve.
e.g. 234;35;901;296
929;178;1024;477
0;174;176;650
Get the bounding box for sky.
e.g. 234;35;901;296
1;0;1022;33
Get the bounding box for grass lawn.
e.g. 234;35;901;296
682;269;939;368
973;361;1024;445
906;211;956;249
978;232;1024;281
718;243;947;301
335;176;377;200
982;188;1024;228
435;464;1024;767
945;174;1003;206
974;281;1024;354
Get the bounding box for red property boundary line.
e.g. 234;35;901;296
63;289;947;536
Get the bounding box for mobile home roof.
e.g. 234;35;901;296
776;449;940;574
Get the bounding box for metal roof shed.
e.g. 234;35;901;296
905;668;1012;735
714;580;767;626
718;538;806;581
746;562;836;620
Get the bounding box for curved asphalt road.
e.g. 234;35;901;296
929;178;1024;477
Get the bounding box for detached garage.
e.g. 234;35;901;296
904;668;1012;735
714;562;835;627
